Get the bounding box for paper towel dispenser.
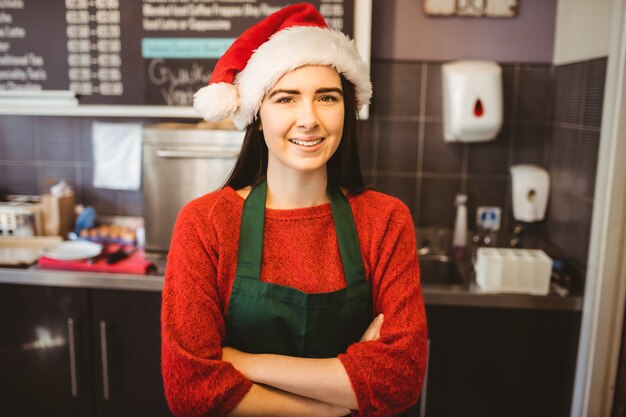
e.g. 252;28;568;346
442;60;503;143
510;165;550;222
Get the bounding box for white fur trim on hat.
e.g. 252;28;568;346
232;26;372;130
193;82;239;123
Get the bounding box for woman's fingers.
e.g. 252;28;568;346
360;313;384;342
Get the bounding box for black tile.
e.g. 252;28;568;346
502;180;514;232
37;165;77;195
0;164;38;196
512;124;548;166
0;116;36;161
465;179;508;231
422;122;463;174
466;124;510;176
78;119;95;163
377;120;419;171
363;174;376;189
545;187;593;268
583;58;607;128
77;166;94;189
419;177;462;228
357;118;376;172
545;187;571;258
502;64;516;122
82;188;118;215
573;199;593;267
119;190;144;217
375;175;416;214
37;117;78;162
517;65;552;122
554;62;586;125
425;63;442;118
549;127;578;193
78;166;117;214
577;130;599;200
371;61;421;116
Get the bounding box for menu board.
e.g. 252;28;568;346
0;0;357;106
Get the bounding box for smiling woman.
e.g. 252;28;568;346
258;65;345;186
161;4;428;417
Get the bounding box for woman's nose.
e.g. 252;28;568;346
296;101;319;129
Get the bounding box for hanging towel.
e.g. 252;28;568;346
92;122;142;190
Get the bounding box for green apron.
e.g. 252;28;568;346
224;181;374;358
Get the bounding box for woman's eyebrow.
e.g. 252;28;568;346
316;87;343;96
267;87;343;99
268;89;299;98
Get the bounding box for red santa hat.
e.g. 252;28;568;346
193;3;372;130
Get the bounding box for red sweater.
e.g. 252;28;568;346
161;186;428;417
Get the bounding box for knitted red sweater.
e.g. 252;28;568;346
161;187;427;417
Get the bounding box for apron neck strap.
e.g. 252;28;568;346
236;181;267;279
236;181;366;286
327;185;366;286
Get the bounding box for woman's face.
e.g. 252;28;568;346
259;65;345;176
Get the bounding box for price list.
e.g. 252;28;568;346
65;0;123;97
0;0;356;106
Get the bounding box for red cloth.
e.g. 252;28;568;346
38;245;156;275
161;187;428;417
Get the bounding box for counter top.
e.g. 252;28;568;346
423;282;582;311
0;265;583;312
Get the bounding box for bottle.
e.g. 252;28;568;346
453;194;468;263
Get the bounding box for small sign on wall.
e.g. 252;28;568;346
423;0;518;17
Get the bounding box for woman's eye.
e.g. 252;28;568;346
320;95;338;102
276;96;293;104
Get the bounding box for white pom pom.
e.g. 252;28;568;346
193;82;239;122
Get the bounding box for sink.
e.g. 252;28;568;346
418;254;465;286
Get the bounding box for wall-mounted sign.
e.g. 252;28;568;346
423;0;518;18
0;0;366;109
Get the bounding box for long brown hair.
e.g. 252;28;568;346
223;74;365;194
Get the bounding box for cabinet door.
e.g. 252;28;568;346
424;306;581;417
0;284;93;417
90;289;171;417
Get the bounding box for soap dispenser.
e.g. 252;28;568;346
510;164;550;222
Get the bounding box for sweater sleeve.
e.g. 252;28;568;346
338;202;428;417
161;201;253;417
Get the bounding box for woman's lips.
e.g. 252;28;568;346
288;137;326;151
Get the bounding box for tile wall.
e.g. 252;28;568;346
544;58;606;268
362;58;606;269
0;116;160;217
0;58;607;268
363;60;551;232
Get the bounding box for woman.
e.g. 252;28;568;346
161;4;427;417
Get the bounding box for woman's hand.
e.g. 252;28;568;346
223;348;353;415
360;313;384;342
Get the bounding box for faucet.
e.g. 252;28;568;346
418;237;431;256
510;224;524;248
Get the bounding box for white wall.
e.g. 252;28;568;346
553;0;613;64
372;0;557;63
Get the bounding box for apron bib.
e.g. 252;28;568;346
224;181;373;358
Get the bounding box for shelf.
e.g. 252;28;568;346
0;105;201;118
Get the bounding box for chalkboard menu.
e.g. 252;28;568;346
0;0;357;106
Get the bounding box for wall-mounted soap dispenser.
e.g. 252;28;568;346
442;60;503;143
510;164;550;222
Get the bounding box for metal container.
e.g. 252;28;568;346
142;126;244;252
0;203;40;237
